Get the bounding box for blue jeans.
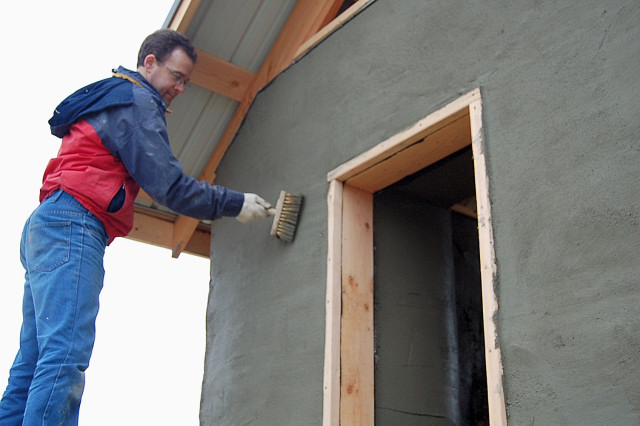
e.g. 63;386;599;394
0;190;108;425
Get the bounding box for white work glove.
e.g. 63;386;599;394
236;193;276;223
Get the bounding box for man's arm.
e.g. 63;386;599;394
88;92;244;220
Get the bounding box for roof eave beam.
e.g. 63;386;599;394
129;209;211;258
190;49;255;101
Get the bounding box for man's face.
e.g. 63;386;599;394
145;48;194;106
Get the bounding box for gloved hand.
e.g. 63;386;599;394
236;193;276;223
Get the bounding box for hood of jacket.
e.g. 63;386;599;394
48;66;166;138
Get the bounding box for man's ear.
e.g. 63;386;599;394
143;54;158;72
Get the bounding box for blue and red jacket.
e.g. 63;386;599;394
42;66;244;244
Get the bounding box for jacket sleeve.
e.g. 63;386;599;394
87;89;244;220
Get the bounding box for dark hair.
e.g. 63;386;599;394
137;29;197;67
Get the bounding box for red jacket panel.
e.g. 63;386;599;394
40;120;140;244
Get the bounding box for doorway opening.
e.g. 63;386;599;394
323;89;506;425
373;146;488;424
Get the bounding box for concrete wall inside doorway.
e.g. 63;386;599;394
373;148;488;425
374;190;459;424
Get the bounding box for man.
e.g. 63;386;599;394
0;29;273;425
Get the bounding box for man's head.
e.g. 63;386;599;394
137;29;198;106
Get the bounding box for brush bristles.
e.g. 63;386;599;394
270;191;303;242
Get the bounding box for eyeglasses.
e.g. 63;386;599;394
161;63;190;89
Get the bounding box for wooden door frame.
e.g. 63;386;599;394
323;88;507;425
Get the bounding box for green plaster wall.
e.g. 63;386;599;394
201;0;639;424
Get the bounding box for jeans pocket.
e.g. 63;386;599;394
29;221;72;272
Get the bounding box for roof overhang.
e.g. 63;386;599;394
129;0;374;257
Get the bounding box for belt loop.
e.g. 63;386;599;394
49;189;65;203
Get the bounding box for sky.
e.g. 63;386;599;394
0;1;211;424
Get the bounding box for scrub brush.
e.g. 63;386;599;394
270;191;303;242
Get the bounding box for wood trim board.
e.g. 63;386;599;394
469;98;508;425
295;0;377;62
324;88;507;425
339;184;375;425
323;179;343;426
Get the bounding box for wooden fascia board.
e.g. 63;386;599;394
295;0;376;61
170;0;343;258
298;0;346;53
190;49;255;101
167;0;202;33
247;0;347;91
316;0;347;33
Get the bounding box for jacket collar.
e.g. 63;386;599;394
112;66;169;112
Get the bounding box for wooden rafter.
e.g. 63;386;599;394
170;0;346;258
190;49;255;101
168;3;256;102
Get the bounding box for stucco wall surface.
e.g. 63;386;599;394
202;0;639;424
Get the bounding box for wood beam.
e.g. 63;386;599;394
246;0;346;92
327;89;481;183
323;179;343;426
295;0;375;61
298;0;346;51
129;209;211;258
317;0;348;31
171;207;203;258
340;184;374;425
345;112;471;193
470;98;508;425
171;171;215;258
190;49;255;101
167;0;202;33
137;189;153;202
168;3;255;101
171;0;343;258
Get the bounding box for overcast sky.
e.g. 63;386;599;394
0;1;211;424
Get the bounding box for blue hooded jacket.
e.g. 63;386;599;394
45;66;243;238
